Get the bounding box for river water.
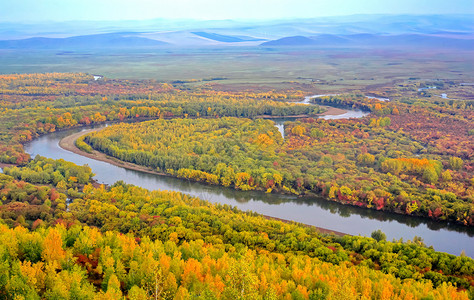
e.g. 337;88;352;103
272;95;371;137
22;98;474;257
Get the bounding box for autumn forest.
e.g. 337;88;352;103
0;72;473;299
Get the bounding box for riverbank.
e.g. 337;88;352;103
319;106;347;116
261;215;347;237
59;129;170;177
59;128;349;237
257;106;348;119
26;120;472;257
0;163;15;169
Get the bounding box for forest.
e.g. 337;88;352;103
1;156;473;299
82;95;474;225
0;73;320;165
0;73;473;299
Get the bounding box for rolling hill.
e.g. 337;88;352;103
0;15;472;50
0;33;168;49
260;33;474;49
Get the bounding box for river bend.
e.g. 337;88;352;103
22;98;474;257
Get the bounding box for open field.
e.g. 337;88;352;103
2;47;473;94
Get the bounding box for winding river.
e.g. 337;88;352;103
22;96;474;257
273;95;371;137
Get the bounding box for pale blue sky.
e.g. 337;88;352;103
1;0;473;22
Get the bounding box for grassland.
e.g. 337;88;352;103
1;47;473;95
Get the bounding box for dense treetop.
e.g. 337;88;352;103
1;157;473;299
0;73;473;298
0;73;320;165
83;106;474;224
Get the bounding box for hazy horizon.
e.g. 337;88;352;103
2;13;474;25
2;0;474;23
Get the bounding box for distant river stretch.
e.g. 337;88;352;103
24;95;474;257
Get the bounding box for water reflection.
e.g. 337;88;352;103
23;121;474;257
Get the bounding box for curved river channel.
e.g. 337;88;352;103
23;95;473;257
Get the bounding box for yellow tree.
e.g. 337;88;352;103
42;228;65;267
291;125;305;136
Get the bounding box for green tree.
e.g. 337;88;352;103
422;167;438;184
441;170;452;182
371;230;386;242
449;157;463;170
357;153;375;165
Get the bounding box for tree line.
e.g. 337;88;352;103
0;157;472;299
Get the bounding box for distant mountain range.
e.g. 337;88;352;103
0;32;472;50
0;33;168;49
0;14;472;50
260;34;474;49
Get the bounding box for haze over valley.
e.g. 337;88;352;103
0;1;473;298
